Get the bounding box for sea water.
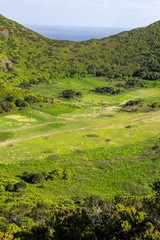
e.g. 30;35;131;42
25;25;130;42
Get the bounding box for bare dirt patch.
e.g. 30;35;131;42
5;115;37;122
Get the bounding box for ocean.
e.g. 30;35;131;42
25;25;130;42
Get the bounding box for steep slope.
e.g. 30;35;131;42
0;14;160;87
0;14;74;86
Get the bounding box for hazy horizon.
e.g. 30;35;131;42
24;24;130;41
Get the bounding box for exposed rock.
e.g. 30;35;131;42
0;29;9;37
0;56;13;71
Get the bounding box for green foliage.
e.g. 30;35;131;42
1;14;160;240
121;96;160;112
0;14;160;90
1;180;160;239
150;102;160;108
0;217;9;232
61;89;75;99
49;168;64;180
93;86;122;95
29;202;50;223
117;79;145;89
52;209;92;240
0;101;13;112
0;178;18;192
14;223;54;240
22;169;75;183
48;168;75;180
152;179;160;193
30;173;44;184
18;217;34;229
60;89;82;99
0;81;47;113
14;181;27;192
22;172;44;184
63;169;75;180
92;78;145;96
5;223;19;233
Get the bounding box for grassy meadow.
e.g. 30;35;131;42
0;77;160;207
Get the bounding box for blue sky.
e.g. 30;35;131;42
1;0;160;28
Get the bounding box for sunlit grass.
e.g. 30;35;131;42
0;77;160;204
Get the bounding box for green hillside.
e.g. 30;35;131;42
0;14;160;86
0;15;160;239
0;14;160;113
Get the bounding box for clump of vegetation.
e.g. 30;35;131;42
124;100;143;106
116;79;145;89
0;178;27;193
85;134;99;138
0;81;49;113
1;180;160;239
22;169;75;183
22;172;46;184
105;139;111;142
125;125;138;129
92;79;145;96
150;102;160;108
92;86;122;95
60;89;82;99
121;98;160;112
48;168;76;180
14;182;27;192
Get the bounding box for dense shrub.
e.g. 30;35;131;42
15;99;24;107
60;89;82;99
124;100;142;106
25;95;37;104
18;217;34;229
31;173;45;184
14;182;27;192
22;169;75;184
0;101;13;112
150;102;160;108
0;82;47;112
49;168;64;180
61;89;75;99
22;172;44;184
1;179;18;192
93;86;121;95
63;169;74;180
0;217;9;231
48;168;75;180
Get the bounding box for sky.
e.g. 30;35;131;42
0;0;160;28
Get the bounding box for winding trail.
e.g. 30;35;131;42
33;110;58;118
0;110;160;147
0;122;54;133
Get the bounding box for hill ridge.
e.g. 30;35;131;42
0;14;160;85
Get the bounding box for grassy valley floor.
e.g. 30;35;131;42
0;77;160;206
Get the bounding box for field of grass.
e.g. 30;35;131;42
0;77;160;207
29;77;160;107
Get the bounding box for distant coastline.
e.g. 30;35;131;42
25;25;130;41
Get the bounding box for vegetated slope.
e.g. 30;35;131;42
0;14;160;87
1;15;160;239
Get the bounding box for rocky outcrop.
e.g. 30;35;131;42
0;29;9;37
0;56;13;71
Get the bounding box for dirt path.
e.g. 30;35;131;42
0;122;54;132
0;110;160;147
34;110;58;118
